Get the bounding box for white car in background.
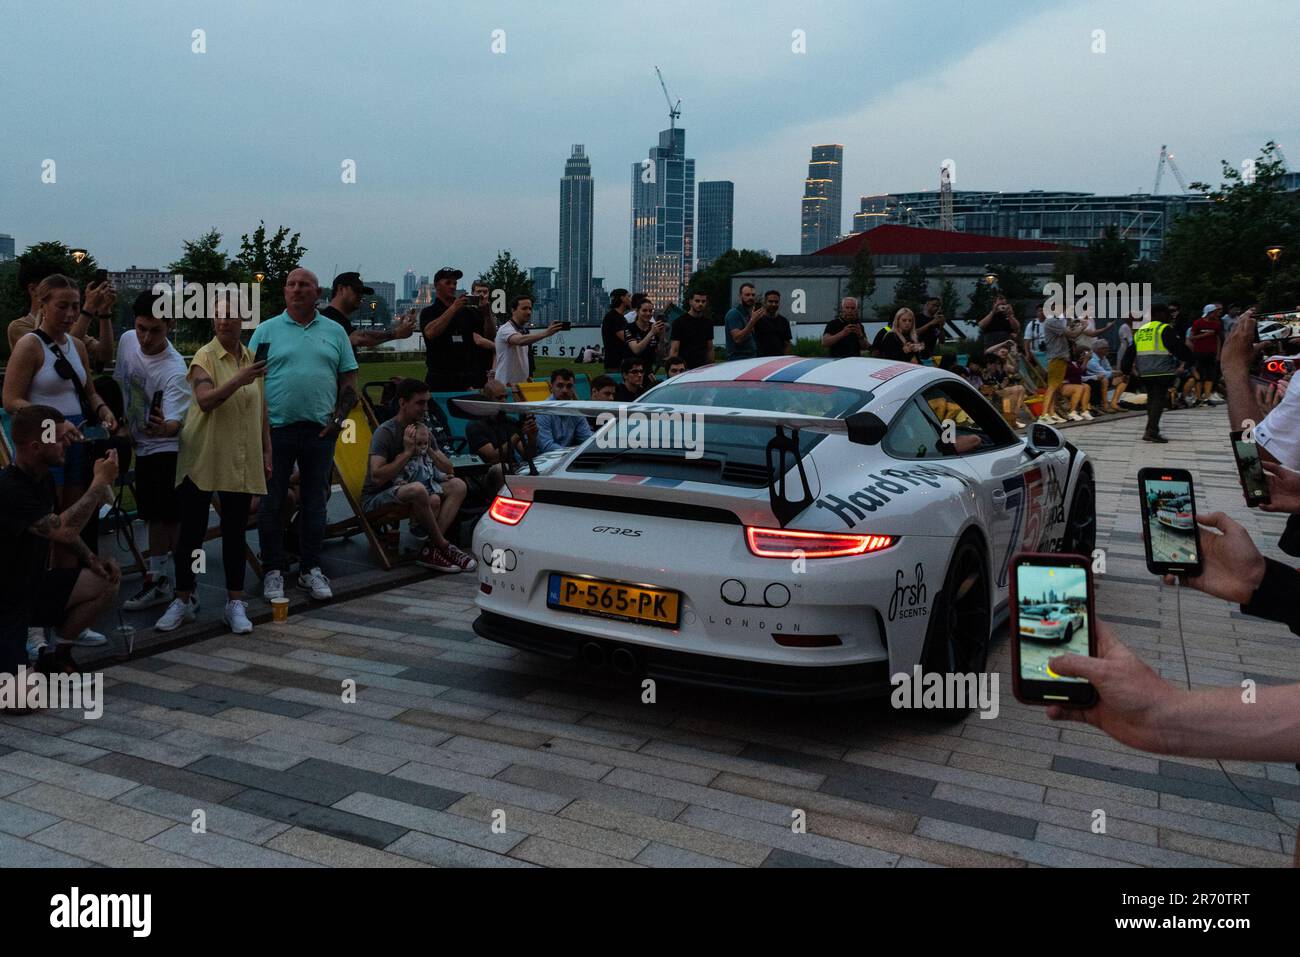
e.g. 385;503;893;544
454;356;1094;702
1017;603;1086;644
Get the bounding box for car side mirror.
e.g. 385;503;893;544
845;411;888;446
1026;422;1063;454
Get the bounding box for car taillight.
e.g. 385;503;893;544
488;496;531;526
1040;619;1057;625
745;526;896;559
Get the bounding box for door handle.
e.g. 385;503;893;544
991;489;1007;504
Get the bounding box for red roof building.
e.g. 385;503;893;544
814;223;1066;257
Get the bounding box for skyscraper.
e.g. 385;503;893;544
800;144;844;253
559;144;594;325
402;269;418;300
630;127;695;306
697;181;734;269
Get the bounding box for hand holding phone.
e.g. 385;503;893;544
1230;432;1270;507
255;342;270;364
1137;468;1202;576
1011;553;1098;706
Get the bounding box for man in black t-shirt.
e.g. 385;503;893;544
602;289;632;371
753;290;794;357
466;280;497;389
421;267;478;391
822;298;868;358
321;272;415;359
669;292;715;369
615;358;648;401
463;380;538;497
0;407;122;683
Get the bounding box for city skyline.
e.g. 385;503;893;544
558;144;595;324
2;0;1298;291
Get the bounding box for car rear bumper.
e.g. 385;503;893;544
474;611;894;700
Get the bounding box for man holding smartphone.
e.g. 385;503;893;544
320;272;415;359
421;267;476;391
491;295;561;387
821;297;867;359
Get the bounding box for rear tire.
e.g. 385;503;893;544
917;534;992;721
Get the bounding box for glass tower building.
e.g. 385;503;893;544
800;144;843;254
559;145;595;325
630;127;695;304
697;180;734;269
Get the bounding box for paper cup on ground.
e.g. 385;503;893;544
271;597;290;623
113;624;136;657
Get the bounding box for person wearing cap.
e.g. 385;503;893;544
320;272;415;358
1186;303;1224;408
420;267;477;392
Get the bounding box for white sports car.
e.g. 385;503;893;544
454;356;1094;700
1017;603;1086;644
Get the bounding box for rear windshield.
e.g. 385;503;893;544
568;380;872;486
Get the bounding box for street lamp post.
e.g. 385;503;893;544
70;248;88;265
1266;245;1284;276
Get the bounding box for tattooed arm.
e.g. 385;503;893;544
28;482;113;546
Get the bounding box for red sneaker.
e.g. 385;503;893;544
417;544;459;573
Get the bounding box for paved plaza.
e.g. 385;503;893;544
2;405;1297;868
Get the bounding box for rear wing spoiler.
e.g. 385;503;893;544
449;397;889;527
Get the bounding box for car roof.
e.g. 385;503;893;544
658;356;956;402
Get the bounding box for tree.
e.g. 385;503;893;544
234;222;307;317
892;264;929;311
1160;143;1300;310
845;241;876;300
168;229;236;285
476;250;533;307
684;248;777;318
938;277;961;327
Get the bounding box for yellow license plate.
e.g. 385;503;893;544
547;575;680;628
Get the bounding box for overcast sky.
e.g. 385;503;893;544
3;0;1297;291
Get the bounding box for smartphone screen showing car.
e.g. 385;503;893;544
1011;553;1097;706
1230;432;1269;507
1137;467;1202;576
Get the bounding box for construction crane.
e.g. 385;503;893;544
939;161;955;231
654;66;681;132
1153;145;1189;195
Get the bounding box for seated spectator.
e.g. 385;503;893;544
361;378;476;573
116;291;191;615
615;358;648;401
590;375;617;402
465;379;538;498
983;346;1027;430
0;407;121;683
1083;341;1115;413
1061;347;1094;420
535;368;592;453
665;357;688;378
159;295;269;635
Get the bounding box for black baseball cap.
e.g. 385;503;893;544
434;267;463;282
331;271;374;295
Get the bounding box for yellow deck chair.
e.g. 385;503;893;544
328;404;412;570
513;381;550;402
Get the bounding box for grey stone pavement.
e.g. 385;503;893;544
2;404;1298;868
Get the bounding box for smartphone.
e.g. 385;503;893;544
150;390;164;416
1010;553;1098;706
93;269;108;284
1230;432;1270;507
560;321;572;331
254;342;270;364
1137;467;1203;576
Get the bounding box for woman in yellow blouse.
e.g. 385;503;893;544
154;296;271;635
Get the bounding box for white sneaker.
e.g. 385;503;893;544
155;596;198;632
297;567;333;600
1067;411;1084;421
263;570;285;601
1079;410;1094;420
1036;414;1055;425
1013;420;1026;429
123;574;174;611
26;627;48;663
58;628;108;647
223;599;253;635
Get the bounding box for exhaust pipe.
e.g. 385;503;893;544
610;647;638;676
580;642;607;668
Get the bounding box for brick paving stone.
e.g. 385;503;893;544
438;735;613;781
1044;787;1287;849
0;831;95;867
447;794;648;859
8;782;174;841
508;834;643;868
63;726;208;768
265;825;430;867
396;708;553;747
1034;823;1234;868
203;707;357;743
601;767;795;826
151;728;303;771
0;751;139;800
483;711;649;751
676;805;898;867
911;818;1136;868
147;823;321;867
542;738;719;786
333;791;524;853
242;730;408;774
634;841;744;867
84;753;245;803
223;789;409;849
558;798;771;866
0;724;110;765
351;735;511;777
289;757;464;810
1156;828;1294;867
116;785;290;844
0;768;35;798
496;764;683;819
30;820;209;867
708;772;919;832
384;830;534;867
640;741;826;789
807;810;1026;867
759;848;849;868
187;756;352;804
0;797;62;837
269;687;405;720
391;761;572;813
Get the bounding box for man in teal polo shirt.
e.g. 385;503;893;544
723;283;759;361
248;268;358;601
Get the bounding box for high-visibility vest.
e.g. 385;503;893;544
1134;321;1177;376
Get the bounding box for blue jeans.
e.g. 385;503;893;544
259;422;336;574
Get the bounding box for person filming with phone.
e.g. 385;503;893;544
822;297;868;359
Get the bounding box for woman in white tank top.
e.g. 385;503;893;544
3;274;119;500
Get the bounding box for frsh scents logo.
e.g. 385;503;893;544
50;887;151;937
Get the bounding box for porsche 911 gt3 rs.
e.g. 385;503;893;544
455;356;1095;700
1017;603;1086;644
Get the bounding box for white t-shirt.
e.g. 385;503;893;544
1256;383;1300;470
113;330;190;457
492;320;531;386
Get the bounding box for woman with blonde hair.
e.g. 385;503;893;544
873;308;926;363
